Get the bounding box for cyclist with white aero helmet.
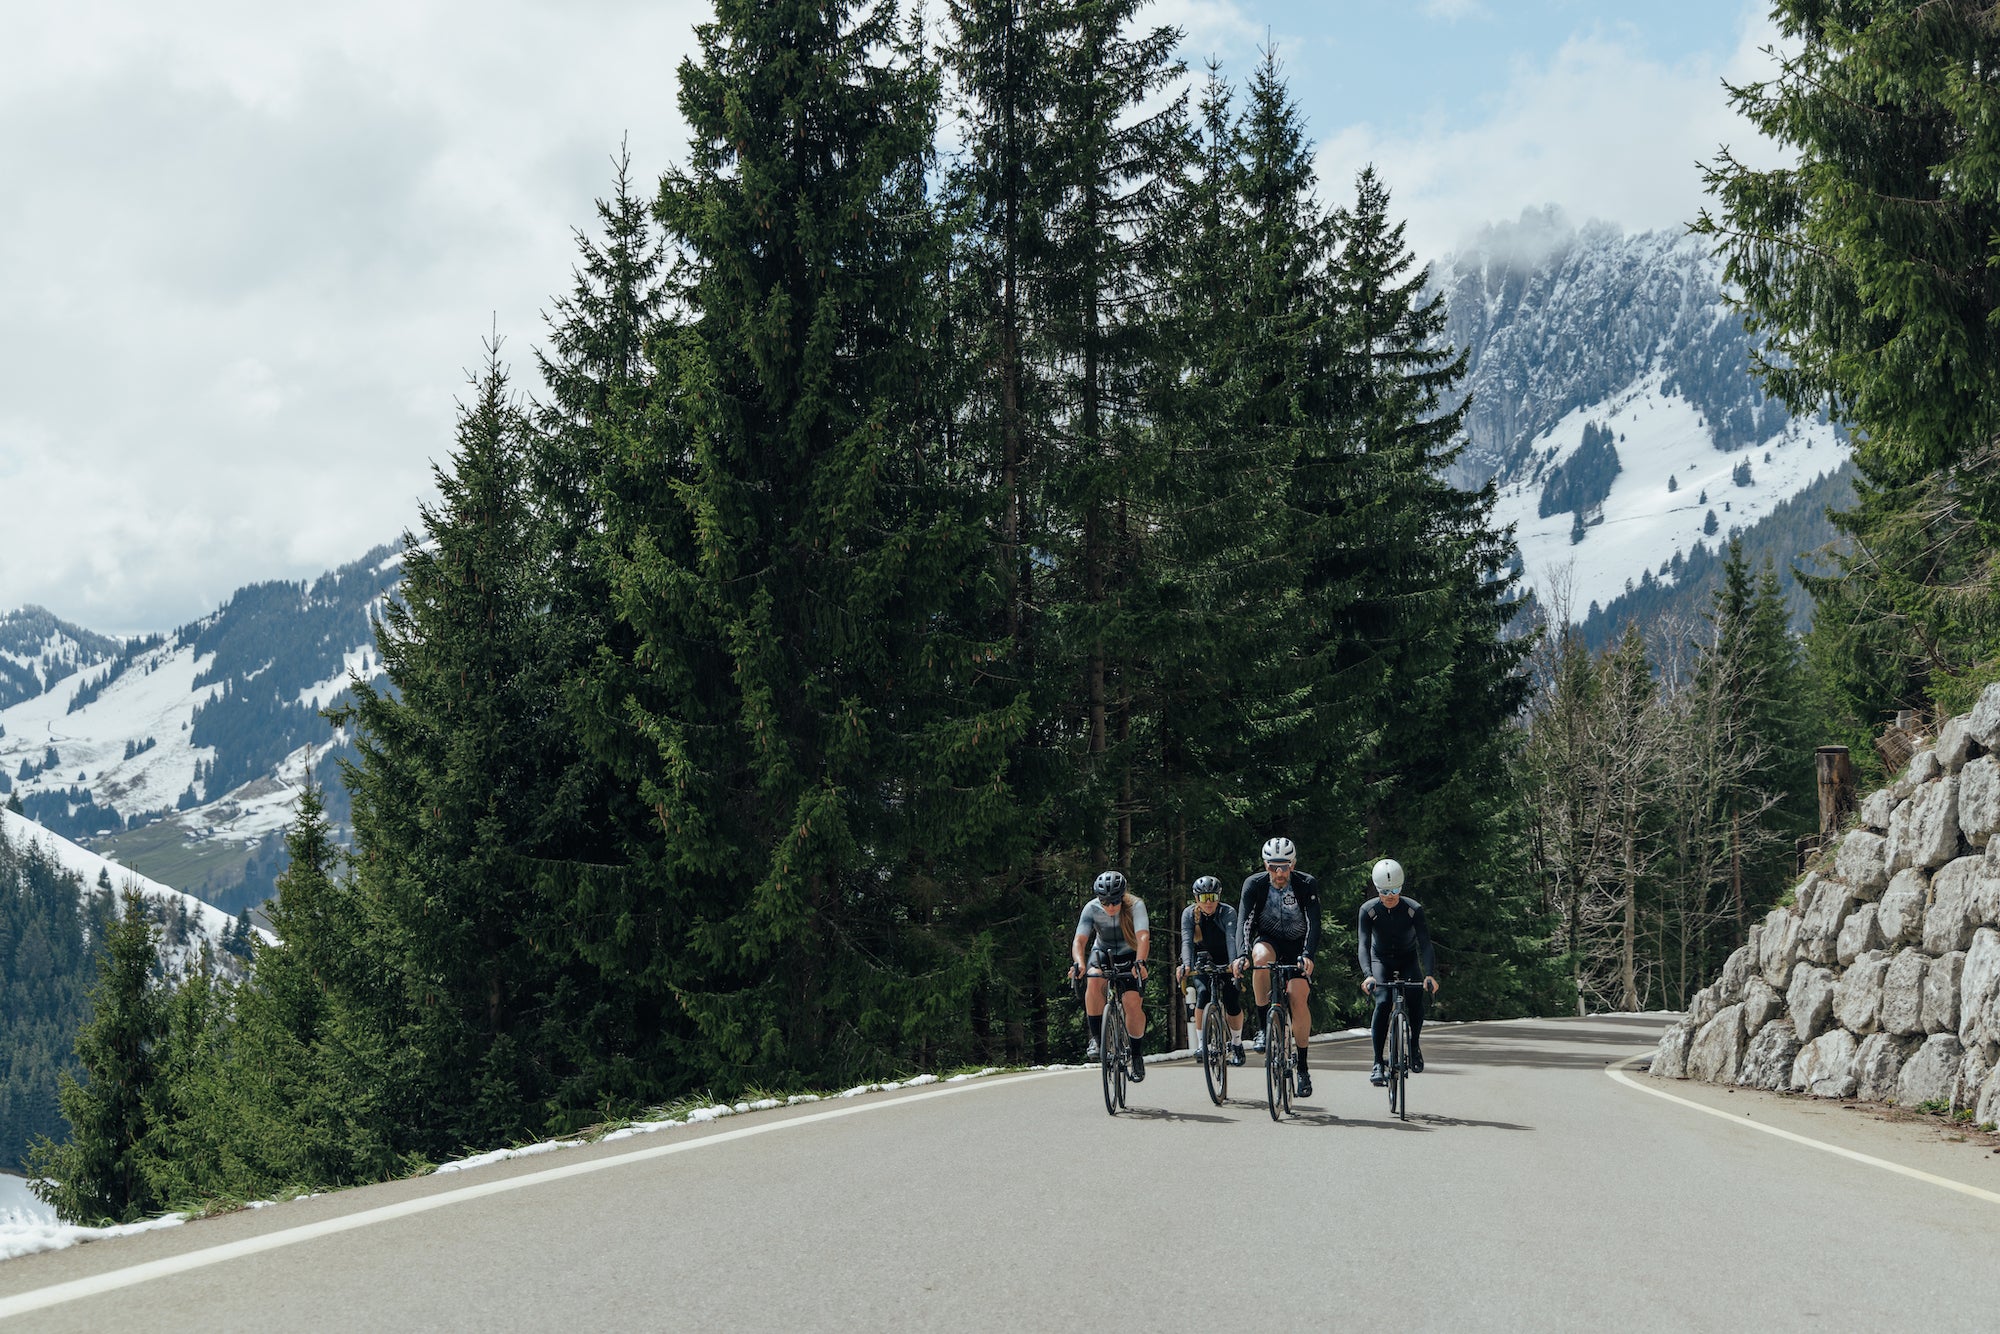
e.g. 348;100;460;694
1232;836;1321;1098
1358;857;1438;1086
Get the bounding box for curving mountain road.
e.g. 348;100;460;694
3;1015;1998;1330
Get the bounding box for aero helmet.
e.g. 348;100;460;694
1093;870;1128;902
1261;836;1296;864
1372;858;1405;893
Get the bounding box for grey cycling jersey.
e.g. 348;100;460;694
1076;897;1149;956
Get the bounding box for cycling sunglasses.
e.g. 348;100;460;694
1196;891;1220;903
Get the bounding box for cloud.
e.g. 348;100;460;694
1421;0;1490;20
1314;5;1790;263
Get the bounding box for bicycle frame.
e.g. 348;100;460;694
1252;961;1308;1120
1187;954;1233;1106
1374;976;1424;1120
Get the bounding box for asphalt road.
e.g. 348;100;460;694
4;1015;1999;1331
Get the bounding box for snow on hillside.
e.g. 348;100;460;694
0;806;273;970
1489;371;1850;621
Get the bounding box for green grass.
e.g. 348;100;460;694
91;821;256;897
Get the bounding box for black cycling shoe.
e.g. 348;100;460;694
1411;1050;1425;1074
1128;1049;1146;1081
1294;1071;1313;1099
1369;1062;1387;1086
1228;1043;1246;1067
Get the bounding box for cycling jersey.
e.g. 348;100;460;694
1076;896;1149;959
1237;870;1320;961
1357;895;1434;982
1179;902;1239;970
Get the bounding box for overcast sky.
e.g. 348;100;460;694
0;0;1783;634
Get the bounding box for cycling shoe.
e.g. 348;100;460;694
1369;1062;1387;1086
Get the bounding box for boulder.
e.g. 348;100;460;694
1878;949;1931;1036
1759;907;1802;988
1923;950;1966;1034
1860;787;1897;833
1687;1004;1748;1083
1911;749;1944;784
1835;832;1889;895
1855;1032;1920;1102
1833;951;1891;1035
1741;978;1785;1035
1962;756;2000;849
1895;1034;1964;1107
1875;869;1929;947
1937;715;1977;772
1687;984;1720;1030
1799;878;1862;965
1979;1063;2000;1128
1837;904;1886;965
1787;963;1838;1043
1651;1024;1695;1080
1738;1019;1802;1092
1967;681;2000;750
1794;1029;1860;1098
1923;857;1985;955
1718;943;1758;1005
1956;1044;1993;1112
1887;776;1960;874
1958;928;2000;1050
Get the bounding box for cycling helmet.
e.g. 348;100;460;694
1372;858;1405;893
1093;870;1128;903
1261;836;1296;864
1192;875;1222;899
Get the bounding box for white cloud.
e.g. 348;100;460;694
1315;4;1791;262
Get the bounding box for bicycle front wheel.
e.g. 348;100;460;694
1394;1011;1410;1122
1265;1004;1289;1122
1101;1008;1124;1117
1202;1005;1228;1106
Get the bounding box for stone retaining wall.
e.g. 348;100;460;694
1651;682;2000;1125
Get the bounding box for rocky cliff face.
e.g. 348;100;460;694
1651;684;2000;1126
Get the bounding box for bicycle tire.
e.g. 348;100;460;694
1386;1002;1402;1115
1101;1003;1124;1117
1394;1010;1410;1122
1202;1004;1228;1105
1265;1001;1289;1122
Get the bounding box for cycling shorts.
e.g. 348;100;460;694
1089;948;1143;996
1251;934;1309;968
1191;973;1242;1018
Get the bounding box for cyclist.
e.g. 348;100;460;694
1069;870;1152;1080
1358;858;1438;1087
1177;875;1246;1067
1231;837;1320;1098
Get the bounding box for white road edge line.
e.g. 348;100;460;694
1606;1054;2000;1207
0;1068;1077;1320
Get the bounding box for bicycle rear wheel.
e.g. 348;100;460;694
1101;1006;1125;1116
1202;1005;1228;1105
1264;1003;1289;1122
1386;1005;1403;1115
1395;1011;1411;1121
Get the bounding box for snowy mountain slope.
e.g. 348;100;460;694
0;609;118;713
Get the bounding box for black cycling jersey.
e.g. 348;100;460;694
1357;895;1435;981
1237;870;1321;960
1180;902;1239;970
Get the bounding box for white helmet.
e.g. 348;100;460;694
1261;836;1296;864
1372;858;1405;893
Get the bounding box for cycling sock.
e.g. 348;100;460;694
1088;1015;1103;1043
1130;1032;1146;1056
1295;1045;1309;1071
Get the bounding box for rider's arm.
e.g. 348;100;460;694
1356;900;1376;978
1415;903;1436;978
1180;904;1197;970
1219;903;1238;957
1135;928;1150;966
1300;877;1321;958
1237;879;1260;960
1072;929;1091;973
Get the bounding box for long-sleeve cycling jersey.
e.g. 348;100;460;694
1356;895;1435;981
1237;871;1321;960
1180;902;1239;970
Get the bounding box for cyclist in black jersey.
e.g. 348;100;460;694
1231;836;1320;1098
1069;870;1152;1080
1177;876;1246;1066
1357;858;1438;1086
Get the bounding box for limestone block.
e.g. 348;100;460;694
1860;787;1896;833
1923;951;1966;1035
1718;943;1757;1005
1958;928;2000;1050
1938;715;1977;772
1956;1044;1993;1112
1875;869;1929;948
1967;680;2000;749
1924;856;1985;955
1687;984;1720;1030
1835;831;1889;895
1794;1029;1859;1098
1855;1032;1920;1102
1909;749;1943;786
1687;1004;1748;1083
1737;1019;1802;1091
1741;978;1785;1036
1651;1024;1694;1080
1979;1064;2000;1127
1962;756;2000;849
1837;904;1885;965
1833;951;1890;1035
1787;963;1838;1043
1800;878;1861;965
1887;776;1959;874
1878;949;1931;1036
1759;907;1802;989
1895;1033;1964;1106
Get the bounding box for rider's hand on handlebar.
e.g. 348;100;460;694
1299;958;1315;979
1069;962;1083;981
1135;961;1148;982
1176;965;1188;985
1425;975;1439;994
1231;957;1246;978
1360;976;1375;993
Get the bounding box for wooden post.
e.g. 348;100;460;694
1816;746;1854;837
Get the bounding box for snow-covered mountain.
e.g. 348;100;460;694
1437;210;1852;621
0;543;401;915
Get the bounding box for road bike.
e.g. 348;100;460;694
1185;954;1234;1106
1081;958;1144;1116
1374;976;1425;1121
1253;961;1309;1121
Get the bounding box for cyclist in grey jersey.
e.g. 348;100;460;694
1231;835;1320;1097
1177;876;1246;1065
1069;870;1152;1079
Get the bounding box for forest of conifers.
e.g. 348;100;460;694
19;0;2000;1225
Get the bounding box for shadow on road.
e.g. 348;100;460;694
1118;1105;1236;1124
1285;1111;1425;1132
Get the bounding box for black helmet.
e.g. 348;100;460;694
1093;870;1128;903
1192;876;1222;899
